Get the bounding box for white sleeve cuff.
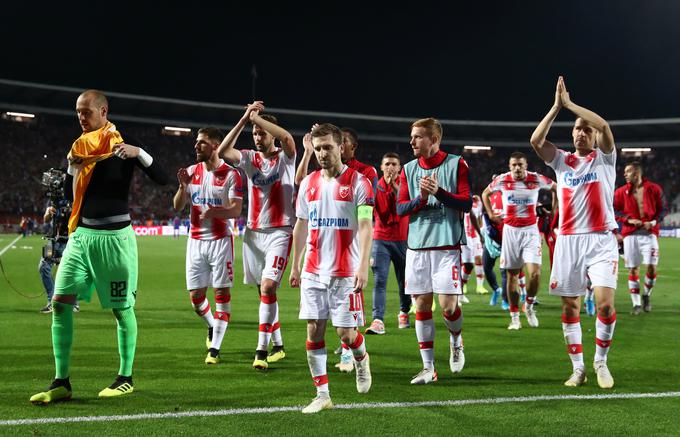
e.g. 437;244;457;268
137;148;153;167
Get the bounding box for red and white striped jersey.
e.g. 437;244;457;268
464;198;483;238
548;148;617;235
186;160;243;240
488;171;554;227
296;166;374;283
238;149;296;230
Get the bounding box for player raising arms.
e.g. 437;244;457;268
530;76;619;388
613;161;666;315
174;127;243;365
397;117;472;384
290;123;373;414
482;152;556;329
218;101;295;369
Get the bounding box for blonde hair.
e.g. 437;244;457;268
411;117;442;141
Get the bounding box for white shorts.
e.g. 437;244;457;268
623;233;659;268
461;236;482;263
500;224;542;269
186;236;234;290
549;232;618;296
242;227;293;285
299;275;361;327
405;248;462;295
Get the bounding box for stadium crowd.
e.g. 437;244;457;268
1;116;679;229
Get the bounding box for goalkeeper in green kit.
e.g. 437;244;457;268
30;90;168;404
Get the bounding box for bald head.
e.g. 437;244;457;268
76;89;108;132
80;89;108;107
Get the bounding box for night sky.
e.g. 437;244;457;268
3;1;680;121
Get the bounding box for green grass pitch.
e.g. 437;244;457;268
1;234;679;435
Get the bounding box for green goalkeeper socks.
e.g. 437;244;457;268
52;301;74;379
113;306;137;377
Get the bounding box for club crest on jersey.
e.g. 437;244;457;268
525;181;536;189
565;154;579;169
339;185;351;199
550;279;558;289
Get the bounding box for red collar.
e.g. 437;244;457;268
418;150;447;169
626;178;648;191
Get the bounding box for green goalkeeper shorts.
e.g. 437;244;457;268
55;225;138;309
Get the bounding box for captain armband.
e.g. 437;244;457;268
357;205;373;220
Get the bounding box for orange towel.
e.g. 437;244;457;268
67;122;124;233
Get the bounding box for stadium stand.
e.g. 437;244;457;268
1;78;679;229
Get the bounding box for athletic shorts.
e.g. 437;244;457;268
549;232;619;296
461;236;482;264
186;236;234;290
405;248;462;295
500;224;542;269
299;275;360;327
54;226;137;309
623;233;659;268
242;227;292;285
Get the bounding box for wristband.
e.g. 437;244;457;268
137;148;153;167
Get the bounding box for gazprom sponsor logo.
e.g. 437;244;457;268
252;172;280;186
191;192;223;206
507;194;531;205
563;171;598;188
309;207;349;228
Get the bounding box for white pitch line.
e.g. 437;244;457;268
0;235;22;257
3;391;679;426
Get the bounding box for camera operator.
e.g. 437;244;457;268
38;171;79;313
